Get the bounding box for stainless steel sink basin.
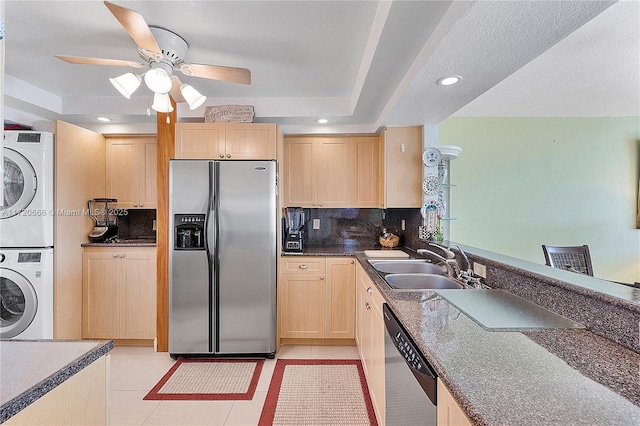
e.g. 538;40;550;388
370;260;447;275
385;273;464;290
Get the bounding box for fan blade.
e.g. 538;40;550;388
169;77;186;103
179;63;251;85
103;1;161;60
55;55;146;69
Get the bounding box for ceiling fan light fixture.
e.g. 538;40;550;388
180;84;207;110
151;92;174;113
144;67;173;93
109;72;141;99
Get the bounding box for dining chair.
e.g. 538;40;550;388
542;245;594;276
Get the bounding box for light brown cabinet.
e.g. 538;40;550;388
82;247;157;340
437;378;473;426
174;122;277;160
378;126;423;208
355;262;386;425
279;257;355;342
283;136;379;208
106;136;157;209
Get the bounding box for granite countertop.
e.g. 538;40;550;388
353;253;640;425
281;244;403;257
0;339;114;424
81;238;157;247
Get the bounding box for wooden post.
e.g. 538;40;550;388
155;100;176;352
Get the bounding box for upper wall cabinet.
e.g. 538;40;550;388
106;136;157;209
283;136;379;208
379;126;423;208
174;123;278;160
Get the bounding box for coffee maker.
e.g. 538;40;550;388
88;198;118;242
284;207;305;252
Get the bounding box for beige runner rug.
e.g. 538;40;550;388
259;359;378;425
144;357;264;400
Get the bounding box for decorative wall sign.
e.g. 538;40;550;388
205;105;255;123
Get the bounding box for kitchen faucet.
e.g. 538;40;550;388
416;249;459;278
447;244;472;274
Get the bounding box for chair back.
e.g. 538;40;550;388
542;245;594;276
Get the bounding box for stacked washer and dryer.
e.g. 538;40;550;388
1;131;54;339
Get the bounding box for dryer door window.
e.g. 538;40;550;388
0;269;37;338
1;148;38;219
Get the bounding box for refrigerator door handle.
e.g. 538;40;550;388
212;161;221;353
205;161;215;353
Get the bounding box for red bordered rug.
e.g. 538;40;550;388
143;357;264;400
258;359;378;426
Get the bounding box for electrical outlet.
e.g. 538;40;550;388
474;262;487;278
152;220;157;231
401;219;406;231
313;219;320;229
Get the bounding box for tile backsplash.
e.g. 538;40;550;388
117;209;156;239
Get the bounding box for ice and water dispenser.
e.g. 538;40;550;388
174;214;205;250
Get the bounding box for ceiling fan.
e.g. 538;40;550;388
55;1;251;112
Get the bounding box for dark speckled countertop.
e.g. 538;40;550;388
0;339;114;423
81;237;157;247
351;252;640;425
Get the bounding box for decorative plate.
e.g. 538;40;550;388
422;147;442;167
422;176;440;195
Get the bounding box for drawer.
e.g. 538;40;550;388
281;257;326;274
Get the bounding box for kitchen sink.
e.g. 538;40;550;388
370;260;448;275
384;273;464;290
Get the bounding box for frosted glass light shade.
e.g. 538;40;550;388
144;68;172;93
180;84;206;110
151;92;174;113
109;73;141;99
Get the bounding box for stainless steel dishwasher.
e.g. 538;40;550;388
384;303;437;425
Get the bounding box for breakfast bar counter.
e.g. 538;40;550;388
0;339;114;425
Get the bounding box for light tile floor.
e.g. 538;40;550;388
108;345;361;426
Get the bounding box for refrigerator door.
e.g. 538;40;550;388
216;160;277;354
169;160;212;354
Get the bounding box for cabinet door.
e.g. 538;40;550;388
354;136;379;207
437;378;473;426
119;248;157;339
175;123;225;159
83;251;120;338
139;139;157;209
283;137;317;207
225;123;277;159
370;305;386;425
317;137;355;207
106;138;140;209
280;273;325;338
325;258;355;339
382;126;423;208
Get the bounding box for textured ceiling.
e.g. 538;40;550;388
3;0;637;134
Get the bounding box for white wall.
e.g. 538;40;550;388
439;117;640;283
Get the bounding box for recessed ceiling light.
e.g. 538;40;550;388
317;118;328;124
97;116;111;122
436;76;462;86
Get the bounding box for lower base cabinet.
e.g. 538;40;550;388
355;262;385;425
279;257;355;342
82;247;157;340
437;378;473;426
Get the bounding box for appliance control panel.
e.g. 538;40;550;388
176;214;205;224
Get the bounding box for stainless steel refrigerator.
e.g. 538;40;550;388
168;160;277;358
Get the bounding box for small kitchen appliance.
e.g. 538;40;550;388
87;198;118;242
283;207;305;252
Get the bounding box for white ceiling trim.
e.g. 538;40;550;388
350;0;393;113
5;74;62;114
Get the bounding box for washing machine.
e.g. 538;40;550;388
0;248;54;339
1;131;54;248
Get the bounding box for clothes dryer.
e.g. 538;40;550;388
1;131;54;248
0;248;54;339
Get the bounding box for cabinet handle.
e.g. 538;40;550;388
365;302;370;310
350;260;354;264
113;254;118;258
134;203;138;207
226;153;231;158
320;276;324;280
120;255;125;258
299;264;308;269
140;204;144;207
367;287;372;294
219;154;224;158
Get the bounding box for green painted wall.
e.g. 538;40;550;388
438;117;640;283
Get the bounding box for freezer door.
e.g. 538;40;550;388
168;160;212;354
216;160;277;354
